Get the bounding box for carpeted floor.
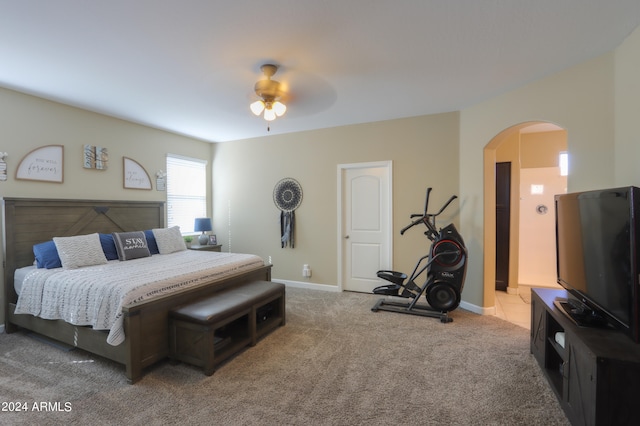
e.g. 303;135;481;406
0;287;568;425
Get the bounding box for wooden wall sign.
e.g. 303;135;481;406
16;145;64;183
83;145;108;170
123;157;152;190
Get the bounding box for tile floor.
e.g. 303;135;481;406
494;286;532;330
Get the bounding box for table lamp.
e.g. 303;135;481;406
194;217;212;245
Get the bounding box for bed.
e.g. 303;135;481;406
2;198;272;383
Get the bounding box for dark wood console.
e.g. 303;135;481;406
531;288;640;425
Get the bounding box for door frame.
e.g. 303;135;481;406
337;161;393;291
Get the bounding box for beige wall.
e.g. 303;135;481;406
493;129;567;294
615;25;640;186
0;87;213;322
212;113;460;289
520;130;567;169
461;25;639;309
2;24;639;324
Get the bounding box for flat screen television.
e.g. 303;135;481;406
555;186;640;342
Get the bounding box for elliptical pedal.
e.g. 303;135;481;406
374;270;408;296
372;284;401;296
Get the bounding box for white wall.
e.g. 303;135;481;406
518;167;566;287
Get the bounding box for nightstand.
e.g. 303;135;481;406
188;244;222;252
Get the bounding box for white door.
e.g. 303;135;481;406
339;162;392;293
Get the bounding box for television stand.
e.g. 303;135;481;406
531;288;640;425
553;298;609;328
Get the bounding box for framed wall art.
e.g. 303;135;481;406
16;145;64;183
123;157;152;190
83;145;108;170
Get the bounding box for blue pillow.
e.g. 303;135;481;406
33;240;62;269
145;229;160;255
99;233;119;260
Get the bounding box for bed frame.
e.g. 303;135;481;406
2;198;271;383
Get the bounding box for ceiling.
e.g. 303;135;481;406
1;1;639;143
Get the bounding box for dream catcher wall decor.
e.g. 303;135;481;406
273;178;303;248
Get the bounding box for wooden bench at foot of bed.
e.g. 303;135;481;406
168;281;286;375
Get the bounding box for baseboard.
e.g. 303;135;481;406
274;279;496;316
273;279;341;292
460;300;496;316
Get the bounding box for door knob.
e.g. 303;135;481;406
345;235;350;239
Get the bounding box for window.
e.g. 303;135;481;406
166;154;207;234
559;152;568;176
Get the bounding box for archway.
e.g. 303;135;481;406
483;121;566;314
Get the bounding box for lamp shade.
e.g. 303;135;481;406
273;101;287;116
250;100;265;116
194;217;212;232
263;108;276;121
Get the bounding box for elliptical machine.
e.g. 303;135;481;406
372;188;468;323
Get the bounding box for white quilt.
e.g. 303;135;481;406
15;250;265;346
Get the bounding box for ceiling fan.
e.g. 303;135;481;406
250;64;287;130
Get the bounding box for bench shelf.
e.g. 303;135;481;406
169;281;285;375
255;293;286;340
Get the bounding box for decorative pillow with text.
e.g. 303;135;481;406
112;231;151;261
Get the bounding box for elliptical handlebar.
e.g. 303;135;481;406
432;195;457;217
399;188;458;240
400;216;427;235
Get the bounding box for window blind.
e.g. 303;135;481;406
166;155;207;234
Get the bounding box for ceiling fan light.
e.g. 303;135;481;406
273;101;286;117
250;100;265;116
263;108;276;121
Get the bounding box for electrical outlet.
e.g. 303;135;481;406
302;264;311;277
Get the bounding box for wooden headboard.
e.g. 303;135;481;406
3;198;165;315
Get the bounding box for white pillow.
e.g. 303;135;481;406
152;226;187;254
53;233;108;269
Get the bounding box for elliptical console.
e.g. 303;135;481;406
372;188;468;322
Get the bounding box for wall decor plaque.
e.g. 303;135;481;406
16;145;64;183
123;157;152;190
83;145;108;169
0;152;7;181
